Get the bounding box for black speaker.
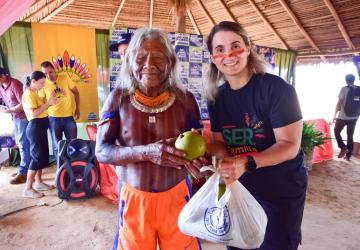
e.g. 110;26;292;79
55;139;99;200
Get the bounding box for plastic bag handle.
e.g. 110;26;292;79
200;166;232;206
200;165;217;173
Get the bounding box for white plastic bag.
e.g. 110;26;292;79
178;167;267;249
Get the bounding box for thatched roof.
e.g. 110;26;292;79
19;0;360;64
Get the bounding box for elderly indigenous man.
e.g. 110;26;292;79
95;27;205;250
0;67;30;184
39;61;80;161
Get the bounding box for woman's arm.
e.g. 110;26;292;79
217;120;303;184
29;92;57;117
207;132;230;159
253;119;302;167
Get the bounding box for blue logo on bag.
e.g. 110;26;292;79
204;206;231;236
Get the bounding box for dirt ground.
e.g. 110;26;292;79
0;155;359;250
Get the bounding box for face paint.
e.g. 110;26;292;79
212;48;245;60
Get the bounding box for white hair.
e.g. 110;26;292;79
116;27;183;95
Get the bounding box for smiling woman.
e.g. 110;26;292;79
205;21;307;250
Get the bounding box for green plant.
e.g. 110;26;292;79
301;122;327;155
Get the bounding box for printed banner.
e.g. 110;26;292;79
31;23;99;122
255;45;275;72
109;27;136;91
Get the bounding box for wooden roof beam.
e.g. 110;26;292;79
112;0;127;27
277;0;326;62
297;49;360;58
24;0;57;22
40;0;76;23
323;0;355;50
149;0;154;28
194;0;216;25
187;9;200;34
217;0;237;22
248;0;289;50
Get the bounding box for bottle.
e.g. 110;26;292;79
213;156;226;200
218;180;226;200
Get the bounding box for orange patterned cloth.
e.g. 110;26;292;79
134;89;172;107
116;180;201;250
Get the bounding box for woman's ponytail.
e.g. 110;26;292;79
24;76;31;90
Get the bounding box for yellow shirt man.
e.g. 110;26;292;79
22;89;48;120
40;61;80;161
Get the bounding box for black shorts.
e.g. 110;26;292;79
26;117;49;171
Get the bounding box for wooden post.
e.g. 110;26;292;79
176;10;186;33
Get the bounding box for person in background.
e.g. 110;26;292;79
0;67;30;184
96;27;205;250
22;71;57;198
39;61;80;162
109;32;132;57
333;73;359;161
205;21;307;250
109;32;132;91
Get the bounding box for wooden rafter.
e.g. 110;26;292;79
297;49;360;58
277;0;326;62
40;0;76;23
194;0;215;25
278;0;319;51
112;0;127;27
217;0;236;22
24;0;57;22
187;9;200;34
149;0;154;28
323;0;355;50
248;0;288;50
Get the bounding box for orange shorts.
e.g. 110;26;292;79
116;179;201;250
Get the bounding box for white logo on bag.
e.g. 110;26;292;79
204;206;231;236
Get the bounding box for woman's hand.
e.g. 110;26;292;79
217;156;247;184
144;138;189;169
48;91;57;106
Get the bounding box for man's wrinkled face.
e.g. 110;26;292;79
132;39;170;89
41;66;57;82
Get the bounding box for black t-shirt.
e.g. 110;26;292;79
208;73;307;239
208;73;303;172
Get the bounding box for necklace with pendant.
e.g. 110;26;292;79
148;113;156;123
129;92;176;123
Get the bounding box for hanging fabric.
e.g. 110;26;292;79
275;48;297;86
0;22;34;80
96;29;110;111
